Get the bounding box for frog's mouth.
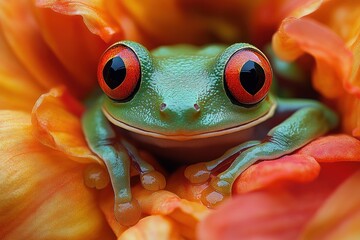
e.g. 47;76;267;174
103;103;276;141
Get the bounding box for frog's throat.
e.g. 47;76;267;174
103;103;277;141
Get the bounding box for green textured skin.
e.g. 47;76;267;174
102;42;274;135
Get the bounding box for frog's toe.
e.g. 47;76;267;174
141;170;166;191
200;185;229;208
184;163;211;184
200;176;232;208
83;163;110;189
210;176;232;194
114;198;142;226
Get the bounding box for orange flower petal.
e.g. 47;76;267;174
0;1;77;94
36;0;122;43
198;163;360;240
339;34;360;136
250;0;323;46
272;17;353;98
285;0;323;19
100;185;210;239
0;110;113;239
31;87;102;164
297;134;360;163
119;215;182;240
32;6;108;96
234;154;320;194
0;30;44;111
120;0;214;45
343;13;360;96
302;170;360;239
0;0;107;102
339;94;360;137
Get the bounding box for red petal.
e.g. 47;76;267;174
297;134;360;163
302;170;360;239
234;154;320;194
198;163;360;240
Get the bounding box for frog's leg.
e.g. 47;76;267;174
186;100;338;207
82;98;165;226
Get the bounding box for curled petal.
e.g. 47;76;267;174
36;0;122;42
234;154;320;194
339;35;360;136
0;110;112;239
285;0;324;19
297;134;360;162
272;17;352;98
302;170;360;239
32;6;108;95
31;87;102;164
343;13;360;96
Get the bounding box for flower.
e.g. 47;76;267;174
272;0;360;136
1;0;360;239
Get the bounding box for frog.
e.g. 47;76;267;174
82;41;338;226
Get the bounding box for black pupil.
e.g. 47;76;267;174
240;60;265;95
103;56;126;89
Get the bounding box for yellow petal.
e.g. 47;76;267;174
287;0;324;19
119;216;182;240
301;170;360;239
31;87;102;164
0;20;43;111
0;1;74;91
0;110;113;239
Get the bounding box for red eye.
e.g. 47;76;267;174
98;43;141;101
224;48;272;106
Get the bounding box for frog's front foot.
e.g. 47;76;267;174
185;162;235;208
185;162;234;208
184;141;261;207
115;199;142;226
83;163;110;190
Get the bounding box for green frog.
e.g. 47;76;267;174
82;41;338;226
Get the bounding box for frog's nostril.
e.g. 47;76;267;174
160;103;167;112
193;103;200;112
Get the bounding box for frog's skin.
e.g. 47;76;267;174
82;41;338;226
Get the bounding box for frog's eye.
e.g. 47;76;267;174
224;48;272;106
98;43;141;101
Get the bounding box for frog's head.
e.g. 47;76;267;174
98;41;275;141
